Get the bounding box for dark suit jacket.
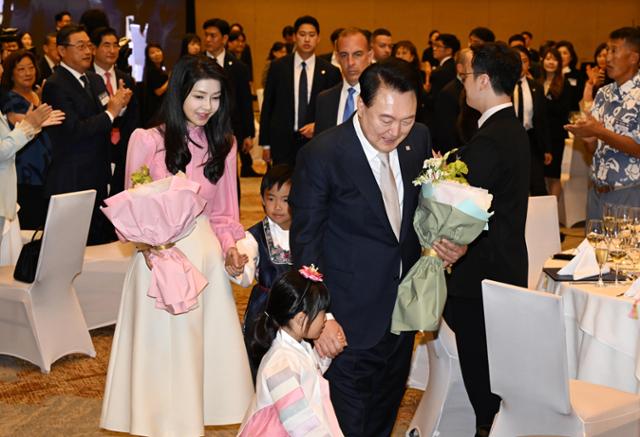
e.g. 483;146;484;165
447;107;529;299
318;52;333;63
36;56;54;86
224;52;255;142
432;77;464;153
89;66;140;194
259;54;341;164
42;67;112;197
525;77;551;158
429;57;456;100
290;119;431;349
314;82;342;135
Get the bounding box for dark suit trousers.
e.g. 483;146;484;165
273;132;309;167
444;295;501;429
528;130;548;196
325;329;414;437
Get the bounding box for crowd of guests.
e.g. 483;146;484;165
0;6;639;437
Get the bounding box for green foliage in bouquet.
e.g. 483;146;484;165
413;148;469;186
130;165;153;187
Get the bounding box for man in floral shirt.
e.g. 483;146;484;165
566;27;640;220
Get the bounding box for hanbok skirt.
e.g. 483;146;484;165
100;215;253;437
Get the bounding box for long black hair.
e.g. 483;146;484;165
158;55;233;183
249;270;331;366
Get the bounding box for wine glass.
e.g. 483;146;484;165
603;203;617;234
608;222;628;286
594;236;609;288
586;219;605;247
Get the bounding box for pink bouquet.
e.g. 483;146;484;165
101;174;208;314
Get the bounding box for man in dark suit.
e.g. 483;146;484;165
260;15;341;166
90;27;140;195
318;27;343;69
315;27;372;135
291;60;466;437
37;33;59;86
203;18;257;176
513;45;552;195
445;42;530;437
43;25;132;245
426;33;460;132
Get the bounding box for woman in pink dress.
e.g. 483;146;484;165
101;55;253;437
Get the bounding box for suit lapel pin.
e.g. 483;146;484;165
405;145;412;151
321;70;326;75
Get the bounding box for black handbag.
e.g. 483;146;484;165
13;229;43;283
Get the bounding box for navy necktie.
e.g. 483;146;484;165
298;61;308;128
343;87;356;122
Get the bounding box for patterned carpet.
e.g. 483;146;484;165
0;173;422;437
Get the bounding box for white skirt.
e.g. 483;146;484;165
100;216;254;437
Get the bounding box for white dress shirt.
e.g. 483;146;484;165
336;80;361;126
353;114;404;215
513;77;533;130
293;52;315;131
478;102;513;128
94;64;118;94
44;54;56;71
205;49;226;68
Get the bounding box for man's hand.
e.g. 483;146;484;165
107;79;133;118
225;246;248;277
24;104;53;129
314;319;347;358
564;113;603;139
242;137;253;153
432;238;468;268
262;148;271;163
544;153;553;165
299;122;315;139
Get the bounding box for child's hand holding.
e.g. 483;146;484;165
225;246;248;277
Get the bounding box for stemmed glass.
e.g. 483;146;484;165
608;222;627;286
587;219;608;287
603;203;617;234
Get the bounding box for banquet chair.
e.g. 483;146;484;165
525;195;561;288
482;279;640;437
0;190;97;373
406;321;476;437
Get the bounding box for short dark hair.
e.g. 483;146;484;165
436;33;461;54
359;58;419;107
228;30;245;43
42;32;57;47
469;27;495;43
90;26;118;47
610;26;640;53
294;15;319;34
555;40;578;69
512;44;531;62
470;42;522;97
508;34;526;46
330;28;344;45
203;18;230;36
260;164;293;197
593;42;608;63
56;25;88;46
522;31;533;39
282;25;294;38
180;33;201;57
55;11;71;23
268;41;286;60
428;29;440;40
1;49;38;91
372;28;392;39
337;27;370;48
230;22;244;32
79;9;109;37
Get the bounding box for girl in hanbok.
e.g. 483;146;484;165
239;266;344;436
101;55;253;437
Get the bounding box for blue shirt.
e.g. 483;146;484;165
590;71;640;187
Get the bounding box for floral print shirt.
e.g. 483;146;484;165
590;71;640;187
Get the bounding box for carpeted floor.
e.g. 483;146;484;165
0;171;423;437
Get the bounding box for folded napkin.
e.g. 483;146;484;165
558;239;609;280
624;278;640;298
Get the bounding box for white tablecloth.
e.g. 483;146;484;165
539;259;640;394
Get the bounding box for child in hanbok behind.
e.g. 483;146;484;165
238;267;344;437
228;164;293;380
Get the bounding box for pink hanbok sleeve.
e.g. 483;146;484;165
207;140;245;255
124;128;160;190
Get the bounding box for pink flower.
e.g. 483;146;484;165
299;264;323;282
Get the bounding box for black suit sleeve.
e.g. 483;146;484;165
233;61;255;140
42;79;112;148
258;58;278;146
290;144;330;270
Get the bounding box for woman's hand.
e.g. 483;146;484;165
41;109;65;127
23;103;53;129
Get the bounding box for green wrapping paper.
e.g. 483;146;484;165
391;195;488;334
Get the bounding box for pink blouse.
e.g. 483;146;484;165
124;126;244;255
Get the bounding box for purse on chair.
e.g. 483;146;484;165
13;229;43;283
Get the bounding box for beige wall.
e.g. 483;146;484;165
195;0;640;84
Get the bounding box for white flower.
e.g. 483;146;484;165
625;163;640;180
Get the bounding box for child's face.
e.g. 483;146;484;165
262;182;292;230
304;310;327;340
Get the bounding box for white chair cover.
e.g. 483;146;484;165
482;279;640;437
0;190;97;372
558;137;590;228
407;321;475;436
525;195;561;288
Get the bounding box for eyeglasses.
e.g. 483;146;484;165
64;41;93;51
